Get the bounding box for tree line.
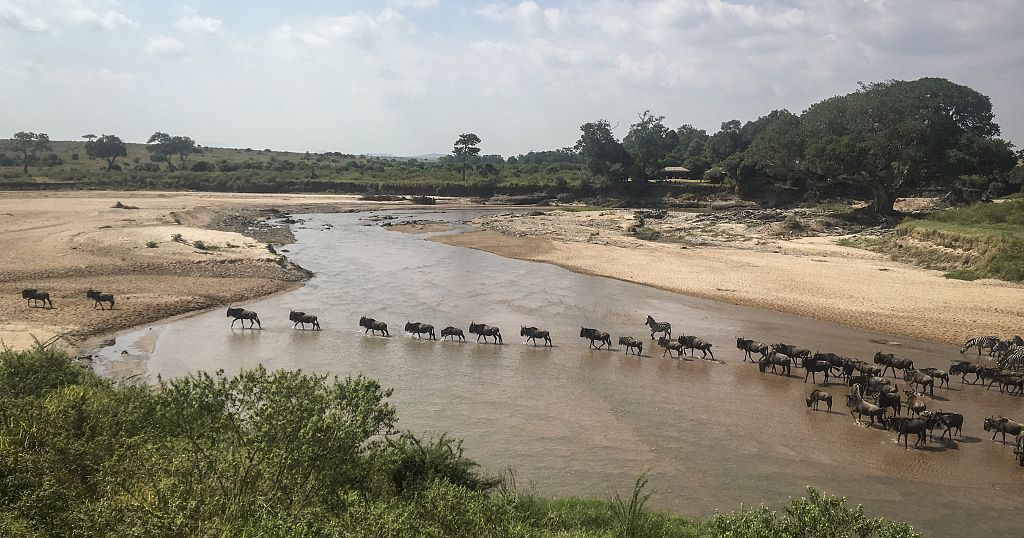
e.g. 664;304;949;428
5;77;1022;213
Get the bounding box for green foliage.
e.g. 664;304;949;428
706;487;919;538
146;131;201;171
84;134;128;171
0;348;919;536
623;110;673;181
145;240;158;248
6;131;51;174
453;132;482;181
575;119;632;181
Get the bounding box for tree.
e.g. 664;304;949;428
703;120;744;163
574;120;631;181
623;110;674;181
146;132;201;171
7;131;51;174
800;78;1012;214
452;133;481;181
84;134;128;171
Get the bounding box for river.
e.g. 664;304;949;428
95;209;1024;536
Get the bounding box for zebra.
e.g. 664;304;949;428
645;315;671;340
86;289;115;310
21;288;53;308
580;327;612;349
289;310;321;330
226;307;261;329
469;322;502;344
997;347;1024;371
359;316;389;337
960;336;1001;356
520;326;552;347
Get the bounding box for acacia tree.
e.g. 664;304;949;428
799;78;1014;215
623;110;673;181
146;132;201;171
7;131;51;174
84;134;128;170
452;133;481;181
574;120;631;181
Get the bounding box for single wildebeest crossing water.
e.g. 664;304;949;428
95;210;1024;537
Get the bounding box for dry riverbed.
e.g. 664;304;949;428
0;191;403;351
433;203;1024;345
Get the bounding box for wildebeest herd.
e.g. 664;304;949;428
20;291;1024;467
737;330;1024;463
21;288;116;310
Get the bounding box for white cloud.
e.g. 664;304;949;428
390;0;440;7
269;8;412;51
176;6;223;34
145;35;186;56
475;1;564;31
0;0;136;31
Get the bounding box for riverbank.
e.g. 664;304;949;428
432;208;1024;345
0;191;405;351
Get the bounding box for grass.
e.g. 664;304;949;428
841;200;1024;282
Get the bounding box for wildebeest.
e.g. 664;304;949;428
1015;435;1024;466
440;326;465;341
86;289;115;310
876;390;902;417
873;352;914;378
226;307;261;329
21;289;53;308
759;352;791;375
903;369;935;397
983;416;1024;443
813;352;851;378
978;367;1005;389
929;411;964;440
802;358;831;385
521;326;552;347
657;336;684;358
736;337;769;362
772;343;811;366
645;315;671;340
846;384;886;426
359;316;389;337
960;335;1000;356
949;360;985;384
618;336;643;355
470;322;502;344
580;327;611;350
806;389;832;412
992;373;1024;395
887;415;938;449
678;334;714;360
904;390;927;417
289;310;320;330
919;367;949;389
404;322;436;340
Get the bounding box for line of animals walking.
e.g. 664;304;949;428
19;291;1024;468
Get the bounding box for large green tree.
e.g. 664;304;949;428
84;134;128;170
146;132;201;171
752;78;1014;214
623;110;674;181
7;131;51;174
574;119;631;181
452;133;481;181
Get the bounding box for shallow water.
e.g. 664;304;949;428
97;209;1024;536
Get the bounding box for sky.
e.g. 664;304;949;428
2;0;1023;157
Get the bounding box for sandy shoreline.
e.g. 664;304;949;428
0;191;407;351
432;210;1024;345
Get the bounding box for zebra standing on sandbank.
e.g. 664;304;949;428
960;336;1001;356
645;315;671;340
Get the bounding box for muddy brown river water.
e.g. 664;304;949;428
95;210;1024;536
